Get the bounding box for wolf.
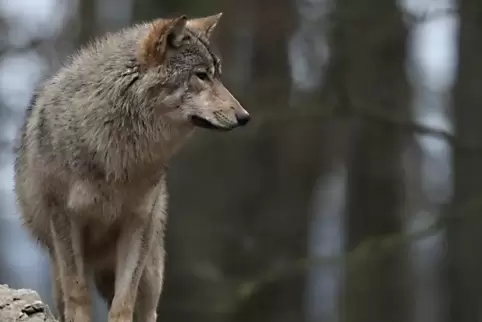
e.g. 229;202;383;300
13;13;249;322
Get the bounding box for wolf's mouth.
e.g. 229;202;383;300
190;115;234;132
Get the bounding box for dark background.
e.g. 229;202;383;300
0;0;479;321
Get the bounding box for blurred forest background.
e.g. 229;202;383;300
0;0;480;321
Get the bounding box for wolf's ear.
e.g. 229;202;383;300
187;13;223;39
140;15;187;67
165;15;188;47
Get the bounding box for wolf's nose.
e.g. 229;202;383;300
236;111;250;126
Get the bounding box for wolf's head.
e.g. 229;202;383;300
139;14;250;131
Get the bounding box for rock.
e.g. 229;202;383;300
0;284;57;322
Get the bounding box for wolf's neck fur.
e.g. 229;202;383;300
85;105;195;183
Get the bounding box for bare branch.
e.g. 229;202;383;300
236;105;481;153
403;7;458;25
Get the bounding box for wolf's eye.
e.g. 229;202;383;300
195;72;209;81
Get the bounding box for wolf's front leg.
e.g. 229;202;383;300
50;215;91;322
108;215;155;322
134;238;165;322
50;255;65;322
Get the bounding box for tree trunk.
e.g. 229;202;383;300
448;2;482;322
335;1;410;321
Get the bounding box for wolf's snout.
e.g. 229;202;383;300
235;109;250;126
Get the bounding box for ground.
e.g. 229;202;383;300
0;284;57;322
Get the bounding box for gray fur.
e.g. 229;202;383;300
13;13;249;322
